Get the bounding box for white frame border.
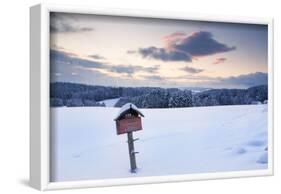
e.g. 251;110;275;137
30;3;274;191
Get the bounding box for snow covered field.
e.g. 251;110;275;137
99;98;120;107
50;104;268;182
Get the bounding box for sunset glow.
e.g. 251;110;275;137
50;12;268;89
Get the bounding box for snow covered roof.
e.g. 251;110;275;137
114;103;144;120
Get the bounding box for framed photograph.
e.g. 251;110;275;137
30;3;274;191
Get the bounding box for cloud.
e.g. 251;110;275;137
213;57;227;64
181;66;204;74
143;75;165;81
51;50;266;89
162;32;186;49
50;49;165;87
107;65;159;75
130;47;192;62
129;31;235;62
51;49;159;77
173;31;236;57
218;72;268;88
88;54;105;60
168;75;218;82
140;72;267;89
50;49;104;70
50;13;94;33
171;72;267;88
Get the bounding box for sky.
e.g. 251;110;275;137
50;12;268;89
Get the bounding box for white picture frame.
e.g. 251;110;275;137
30;3;274;191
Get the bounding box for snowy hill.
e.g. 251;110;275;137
99;98;120;107
50;104;268;182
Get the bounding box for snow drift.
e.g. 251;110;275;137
50;104;268;182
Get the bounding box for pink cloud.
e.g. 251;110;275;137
162;32;186;51
130;31;235;62
213;57;227;64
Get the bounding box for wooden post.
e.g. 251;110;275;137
127;131;138;173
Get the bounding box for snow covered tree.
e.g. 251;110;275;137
50;98;64;107
65;98;84;107
50;82;268;108
83;99;105;107
168;90;192;108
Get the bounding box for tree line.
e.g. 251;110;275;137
50;82;268;108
